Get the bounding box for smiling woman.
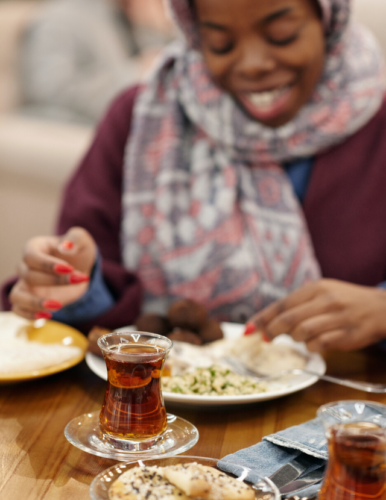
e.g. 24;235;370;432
195;0;325;127
3;0;386;353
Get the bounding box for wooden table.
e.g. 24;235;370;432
1;347;386;500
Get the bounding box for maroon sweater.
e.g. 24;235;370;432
3;87;386;332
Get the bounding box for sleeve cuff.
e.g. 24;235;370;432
52;251;115;326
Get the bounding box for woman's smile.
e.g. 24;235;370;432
236;84;295;122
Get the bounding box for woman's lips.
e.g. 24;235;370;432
237;85;294;122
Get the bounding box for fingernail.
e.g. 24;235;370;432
35;312;52;320
59;240;74;251
243;322;256;336
262;333;271;342
42;299;63;310
54;263;74;274
69;273;89;284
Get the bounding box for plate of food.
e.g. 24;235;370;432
0;311;88;383
85;315;325;405
89;455;280;500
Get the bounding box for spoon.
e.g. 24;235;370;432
221;355;386;393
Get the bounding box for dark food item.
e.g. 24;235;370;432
199;318;224;343
167;328;203;345
88;325;111;357
168;299;208;332
89;301;224;353
135;313;171;337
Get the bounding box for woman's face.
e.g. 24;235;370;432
194;0;325;127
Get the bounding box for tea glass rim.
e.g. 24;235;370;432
317;400;386;429
97;330;173;357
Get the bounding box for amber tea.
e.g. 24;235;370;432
97;332;172;446
319;422;386;500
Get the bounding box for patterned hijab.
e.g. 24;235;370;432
121;0;385;322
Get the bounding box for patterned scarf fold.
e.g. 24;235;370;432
121;0;385;322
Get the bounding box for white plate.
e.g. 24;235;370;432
85;323;325;406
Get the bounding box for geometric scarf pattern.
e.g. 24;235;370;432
121;0;385;322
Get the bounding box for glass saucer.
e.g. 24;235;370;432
90;456;280;500
64;412;199;461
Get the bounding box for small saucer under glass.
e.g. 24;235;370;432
64;411;199;461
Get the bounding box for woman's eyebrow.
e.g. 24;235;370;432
199;21;229;32
264;7;294;23
199;7;295;32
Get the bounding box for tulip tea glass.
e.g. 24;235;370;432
318;400;386;500
97;331;172;451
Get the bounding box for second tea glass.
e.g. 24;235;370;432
97;331;172;451
317;400;386;500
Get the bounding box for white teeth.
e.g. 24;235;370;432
248;87;288;109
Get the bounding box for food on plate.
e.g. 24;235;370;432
228;333;307;375
135;313;171;337
134;299;224;345
161;365;268;396
0;313;83;374
167;328;203;345
163;463;255;500
199;318;224;343
108;463;255;500
108;465;190;500
168;299;208;331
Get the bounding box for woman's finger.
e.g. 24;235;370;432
289;312;344;343
18;261;70;286
265;293;342;339
23;236;75;276
249;282;320;336
306;329;347;352
10;281;63;315
54;226;97;274
11;305;36;321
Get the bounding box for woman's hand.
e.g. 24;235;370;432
10;227;97;320
249;279;386;352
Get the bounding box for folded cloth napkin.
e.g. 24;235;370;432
218;418;327;498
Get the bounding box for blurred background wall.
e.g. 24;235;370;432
0;0;385;298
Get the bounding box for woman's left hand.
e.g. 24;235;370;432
249;279;386;352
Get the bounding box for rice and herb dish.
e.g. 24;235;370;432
161;365;267;396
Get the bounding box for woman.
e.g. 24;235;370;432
4;0;386;352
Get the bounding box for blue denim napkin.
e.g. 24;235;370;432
218;418;327;498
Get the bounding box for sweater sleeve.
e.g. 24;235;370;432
0;87;138;335
54;85;143;333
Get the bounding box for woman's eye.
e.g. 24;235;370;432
269;33;299;46
209;43;234;55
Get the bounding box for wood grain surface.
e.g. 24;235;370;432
1;347;386;500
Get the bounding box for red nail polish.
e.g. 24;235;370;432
262;333;271;343
61;240;74;250
54;263;74;274
69;273;89;284
244;322;256;336
42;299;62;310
35;312;52;320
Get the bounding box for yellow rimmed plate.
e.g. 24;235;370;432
0;311;88;383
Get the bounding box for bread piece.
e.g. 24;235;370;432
163;463;255;500
108;465;191;500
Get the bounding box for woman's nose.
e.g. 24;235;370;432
236;40;276;78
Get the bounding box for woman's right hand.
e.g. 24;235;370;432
10;227;97;320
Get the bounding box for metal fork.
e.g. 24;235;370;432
221;355;386;393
